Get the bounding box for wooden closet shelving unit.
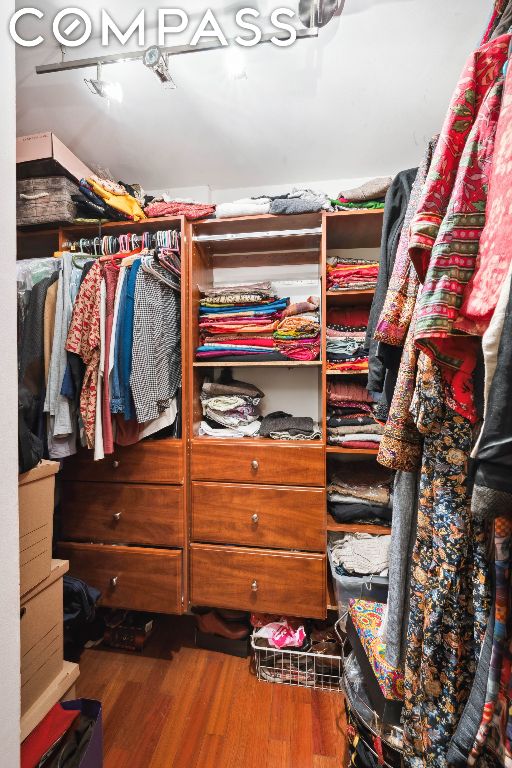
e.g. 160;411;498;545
322;209;385;610
187;212;327;619
18;208;385;622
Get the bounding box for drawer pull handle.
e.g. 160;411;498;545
113;512;122;522
112;460;120;469
110;576;119;588
251;580;258;592
251;460;259;471
251;514;259;524
20;607;26;620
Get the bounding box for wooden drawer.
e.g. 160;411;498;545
63;440;184;485
62;482;184;547
191;441;324;487
190;544;326;619
58;543;183;614
21;574;64;713
192;482;325;551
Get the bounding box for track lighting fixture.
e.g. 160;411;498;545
143;46;176;89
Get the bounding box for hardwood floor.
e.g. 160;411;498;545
76;616;348;768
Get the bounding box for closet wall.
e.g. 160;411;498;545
2;0;21;762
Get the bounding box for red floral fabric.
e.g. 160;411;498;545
408;35;510;424
456;62;512;336
65;261;102;449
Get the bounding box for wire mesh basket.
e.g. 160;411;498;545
251;635;342;691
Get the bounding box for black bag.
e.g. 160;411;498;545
18;400;43;474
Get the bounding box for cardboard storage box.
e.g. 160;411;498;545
17;132;92;182
21;560;68;716
19;460;59;598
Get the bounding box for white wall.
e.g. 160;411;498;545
0;1;21;763
15;0;492;192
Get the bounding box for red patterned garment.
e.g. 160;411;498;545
409;35;510;282
408;35;510;423
65;261;102;449
456;62;512;336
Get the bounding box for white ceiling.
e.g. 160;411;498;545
15;0;492;194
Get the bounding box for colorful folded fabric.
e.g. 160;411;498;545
348;599;404;701
144;200;216;220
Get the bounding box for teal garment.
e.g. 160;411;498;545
120;259;141;421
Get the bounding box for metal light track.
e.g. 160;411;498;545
36;27;318;75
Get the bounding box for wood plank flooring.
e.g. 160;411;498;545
76;616;348;768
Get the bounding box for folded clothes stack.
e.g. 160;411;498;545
216;187;333;218
259;411;321;441
331;176;392;211
327;380;381;450
199;378;263;438
144;199;216;220
326;307;370;373
75;175;146;222
196;282;289;361
273;296;321;361
330;533;391;577
327;463;393;526
326;257;379;292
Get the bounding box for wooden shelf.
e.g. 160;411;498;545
327;572;337;613
194;361;322;368
327;517;391;535
325;209;384;250
326;289;375;305
191;437;325;449
326;446;379;456
326;369;369;376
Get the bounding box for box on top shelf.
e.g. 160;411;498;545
16;132;93;182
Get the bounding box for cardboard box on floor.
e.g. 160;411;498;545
16;132;93;181
19;460;60;598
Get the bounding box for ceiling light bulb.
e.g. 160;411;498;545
84;63;123;102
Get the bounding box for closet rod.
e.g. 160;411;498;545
192;227;322;243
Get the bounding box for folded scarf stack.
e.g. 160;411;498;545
259;411;321;441
199;378;263;438
327;380;380;450
326;257;379;292
330;533;391;577
196;282;289;361
144;200;216;221
326;307;370;372
273;296;321;361
327;463;393;526
75;175;146;222
331;177;392;212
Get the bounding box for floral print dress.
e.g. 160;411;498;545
402;361;491;768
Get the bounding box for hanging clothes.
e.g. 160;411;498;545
374;137;437;349
408;35;510;424
130;267;181;424
456;59;512;338
402;363;491;768
65;261;103;450
44;254;78;459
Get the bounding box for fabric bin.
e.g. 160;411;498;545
61;700;103;768
328;546;388;622
346;600;404;726
17;176;78;226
